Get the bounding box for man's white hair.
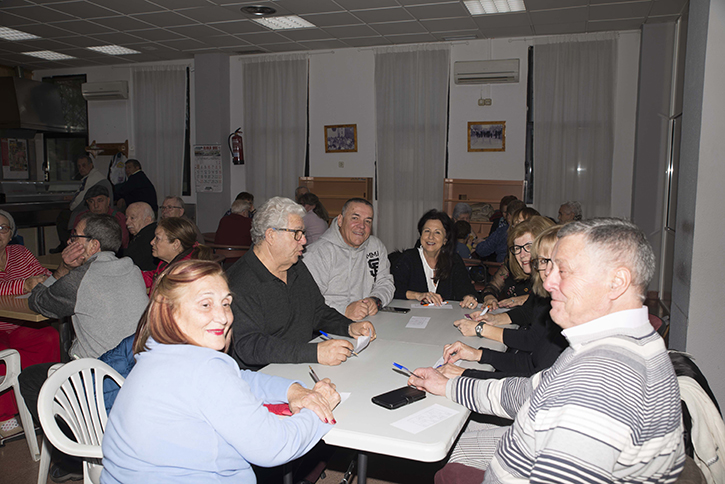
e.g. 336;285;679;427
251;197;305;245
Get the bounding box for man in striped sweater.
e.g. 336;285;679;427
411;218;684;483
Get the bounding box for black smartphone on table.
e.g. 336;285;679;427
372;386;426;409
380;306;410;314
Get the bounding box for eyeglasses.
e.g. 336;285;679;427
70;232;92;242
531;257;552;272
160;206;182;211
509;242;532;255
273;227;306;241
0;225;11;234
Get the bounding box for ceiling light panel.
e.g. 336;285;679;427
0;27;40;41
252;15;316;30
87;45;142;55
464;0;526;15
23;50;75;60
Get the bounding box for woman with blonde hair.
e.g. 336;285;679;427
480;216;555;309
102;260;339;483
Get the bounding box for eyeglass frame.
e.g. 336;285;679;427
531;257;552;272
0;225;12;234
509;242;533;255
160;205;183;211
272;227;306;241
69;231;93;242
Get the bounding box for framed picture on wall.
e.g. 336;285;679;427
468;121;506;152
325;124;357;153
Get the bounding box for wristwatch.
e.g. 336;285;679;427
370;297;383;311
475;322;485;338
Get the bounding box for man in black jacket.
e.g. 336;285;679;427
114;159;158;212
123;202;158;270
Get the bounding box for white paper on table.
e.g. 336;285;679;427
354;334;371;353
391;403;460;435
410;303;452;310
405;316;430;329
339;392;351;405
433;356;463;368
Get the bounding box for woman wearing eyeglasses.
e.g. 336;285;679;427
0;210;59;439
480;216;555;310
142;217;214;289
443;225;568;379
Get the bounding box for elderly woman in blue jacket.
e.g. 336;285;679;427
101;260;339;483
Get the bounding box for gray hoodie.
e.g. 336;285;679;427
303;222;394;315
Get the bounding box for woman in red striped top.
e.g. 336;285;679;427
0;210;59;439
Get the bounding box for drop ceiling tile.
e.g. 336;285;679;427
240;31;291;44
52;47;104;57
323;24;378;38
533;21;586;34
353;8;414;23
53;57;105;67
396;0;460;4
132;11;197;27
48;19;111;34
386;32;437;44
525;0;588;10
210;20;267;35
15;23;76;38
650;0;687;16
176;6;246;23
124;28;185;42
646;14;680;23
273;0;345;15
300;12;363;27
341;36;389;47
0;41;39;53
0;0;32;6
0;12;35;26
158;38;209;51
281;28;333;41
262;42;308;52
53;35;105;47
15;38;73;50
222;1;293;18
421;17;478;32
91;0;164;15
89;32;147;45
372;21;426;35
473;12;530;29
45;1;119;19
299;39;349;49
199;34;250;47
529;6;587;24
168;24;225;38
151;0;212;8
405;3;469;20
586;18;645;30
337;0;399;8
480;24;533;38
589;2;651;20
4;5;75;22
91;16;156;31
144;49;193;60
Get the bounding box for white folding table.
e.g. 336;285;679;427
260;299;507;483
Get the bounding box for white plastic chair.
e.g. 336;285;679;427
37;359;124;484
0;349;40;461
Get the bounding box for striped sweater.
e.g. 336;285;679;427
447;307;684;483
0;244;51;332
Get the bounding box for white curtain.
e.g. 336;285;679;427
533;38;616;218
241;54;308;203
132;65;187;202
375;45;450;252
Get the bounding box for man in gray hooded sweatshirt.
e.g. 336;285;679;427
303;198;394;321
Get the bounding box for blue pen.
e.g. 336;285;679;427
319;331;359;357
393;362;418;377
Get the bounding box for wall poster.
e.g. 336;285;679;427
194;144;222;193
1;138;30;179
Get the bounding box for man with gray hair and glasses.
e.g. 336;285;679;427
227;197;376;371
159;195;204;243
409;218;684;483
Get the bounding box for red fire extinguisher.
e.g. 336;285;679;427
228;128;244;165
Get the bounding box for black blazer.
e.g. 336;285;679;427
391;248;478;302
114;171;158;212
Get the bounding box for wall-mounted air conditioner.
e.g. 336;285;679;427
81;81;129;101
454;59;520;85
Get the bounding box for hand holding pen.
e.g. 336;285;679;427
406;366;449;397
316;331;356;366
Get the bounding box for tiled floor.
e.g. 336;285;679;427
1;432;441;484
